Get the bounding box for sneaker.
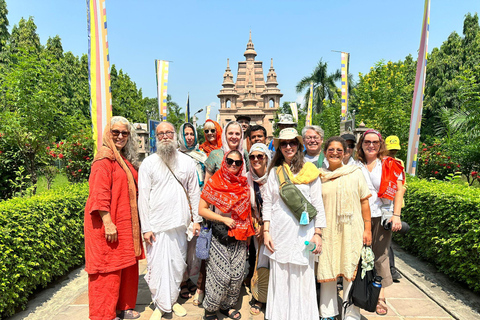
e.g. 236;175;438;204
173;303;187;317
391;267;402;282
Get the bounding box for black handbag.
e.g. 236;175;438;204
344;248;382;313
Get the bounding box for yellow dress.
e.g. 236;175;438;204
317;167;371;282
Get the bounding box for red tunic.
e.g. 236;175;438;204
84;158;143;274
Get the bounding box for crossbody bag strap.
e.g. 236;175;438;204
164;163;193;216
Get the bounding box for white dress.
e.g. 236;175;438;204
262;170;326;320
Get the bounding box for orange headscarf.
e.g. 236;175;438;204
199;119;223;156
201;151;255;241
92;126;142;257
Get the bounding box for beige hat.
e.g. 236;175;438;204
277;114;296;125
273;128;303;149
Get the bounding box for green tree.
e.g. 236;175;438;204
166;95;185;129
10;17;41;55
0;0;9;52
296;59;341;113
111;64;146;123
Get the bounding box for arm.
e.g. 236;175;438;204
187;161;202;235
309;177;325;254
99;211;117;242
361;198;372;245
137;161;155;245
199;198;236;228
262;172;276;253
204;170;213;185
389;179;405;232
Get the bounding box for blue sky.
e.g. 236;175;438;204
7;0;480;123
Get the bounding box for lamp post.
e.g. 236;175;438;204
192;108;204;127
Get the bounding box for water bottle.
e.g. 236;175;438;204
304;241;316;252
372;276;382;288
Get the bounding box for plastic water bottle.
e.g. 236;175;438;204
304;241;316;252
372;276;382;288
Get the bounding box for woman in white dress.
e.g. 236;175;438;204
263;128;326;320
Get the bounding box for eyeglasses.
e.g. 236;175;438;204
111;130;130;137
327;148;344;154
347;144;355;149
363;140;380;146
280;140;298;148
225;158;243;166
204;129;216;134
249;154;265;161
157;131;175;138
305;136;321;141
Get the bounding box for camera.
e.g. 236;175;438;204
381;206;410;234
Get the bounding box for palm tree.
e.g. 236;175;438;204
296;59;341;113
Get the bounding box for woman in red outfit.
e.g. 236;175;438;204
84;116;145;320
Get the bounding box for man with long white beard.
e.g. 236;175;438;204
138;121;201;319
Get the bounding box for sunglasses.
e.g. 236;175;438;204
363;140;380;146
249;154;265;161
347;144;355;149
204;129;216;134
225;158;243;167
280;140;298;148
111;130;130;137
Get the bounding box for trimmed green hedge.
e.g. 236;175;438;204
0;183;88;318
395;177;480;292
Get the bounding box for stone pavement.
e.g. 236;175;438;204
9;243;480;320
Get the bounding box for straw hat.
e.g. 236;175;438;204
273;128;303;149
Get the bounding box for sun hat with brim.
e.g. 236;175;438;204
385;135;401;150
273;128;303;149
277;114;296;125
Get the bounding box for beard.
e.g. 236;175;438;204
156;138;177;169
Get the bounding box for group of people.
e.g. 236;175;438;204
84;115;406;320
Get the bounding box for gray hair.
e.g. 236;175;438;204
302;125;324;140
110;116;139;168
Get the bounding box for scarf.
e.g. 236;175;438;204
178;123;208;164
378;156;405;200
201;151;255;241
321;165;360;224
247;143;270;214
221;120;246;176
199;119;223;156
92;126;142;257
282;161;319;185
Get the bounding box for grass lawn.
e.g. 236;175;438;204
36;173;71;195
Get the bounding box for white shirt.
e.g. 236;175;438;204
138;152;201;234
304;153;328;169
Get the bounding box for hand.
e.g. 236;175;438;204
143;231;156;245
309;234;322;254
104;222;117;242
254;223;262;237
193;223;201;236
264;232;275;253
388;215;402;232
363;229;372;246
223;217;236;229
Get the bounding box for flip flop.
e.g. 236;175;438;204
117;309;140;319
376;298;388;316
204;312;218;320
192;290;204;306
249;298;262;315
186;278;198;294
219;308;242;320
179;285;190;299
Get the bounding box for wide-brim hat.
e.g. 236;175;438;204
273;128;303;149
277;114;296;125
385;135;401;150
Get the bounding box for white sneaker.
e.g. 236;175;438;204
149;307;164;320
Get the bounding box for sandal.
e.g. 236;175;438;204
179;285;190;299
376;298;388;315
219;308;242;319
204;312;218;320
193;290;205;306
249;298;262;315
186;278;198;294
117;309;140;319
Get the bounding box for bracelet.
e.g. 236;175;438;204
263;230;269;233
393;214;401;217
363;219;371;222
314;232;322;237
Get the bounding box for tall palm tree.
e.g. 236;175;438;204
296;59;341;113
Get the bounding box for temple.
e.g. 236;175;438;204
217;32;283;137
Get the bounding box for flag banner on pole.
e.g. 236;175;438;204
305;82;314;126
340;52;349;122
155;60;169;121
87;0;112;152
216;113;220;124
206;105;211;120
406;0;431;176
289;102;298;122
185;93;190;123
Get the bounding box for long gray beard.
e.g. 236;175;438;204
156;139;177;169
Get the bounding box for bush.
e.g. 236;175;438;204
394;177;480;293
0;183;89;318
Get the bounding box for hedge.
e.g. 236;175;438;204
395;177;480;293
0;183;89;318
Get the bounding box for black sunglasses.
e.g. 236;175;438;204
204;129;216;134
347;144;355;149
225;158;243;167
249;154;265;161
111;130;130;137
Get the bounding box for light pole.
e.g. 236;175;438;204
192;109;204;127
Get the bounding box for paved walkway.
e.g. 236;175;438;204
9;243;480;320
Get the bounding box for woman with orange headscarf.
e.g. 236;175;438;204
84;116;145;320
199;150;255;320
199;119;222;156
